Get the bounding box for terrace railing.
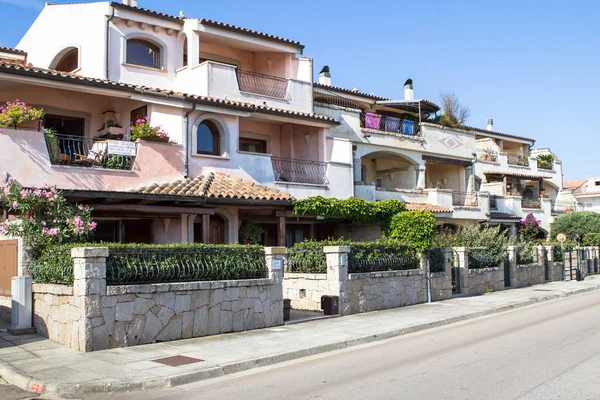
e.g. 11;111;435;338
452;191;479;207
313;87;361;109
521;197;541;209
236;69;288;98
360;112;421;136
45;134;135;170
271;157;327;185
506;153;529;167
551;201;576;215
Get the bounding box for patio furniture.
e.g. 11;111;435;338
73;140;108;167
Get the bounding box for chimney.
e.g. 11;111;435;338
123;0;138;7
318;65;331;86
404;78;413;100
487;118;494;131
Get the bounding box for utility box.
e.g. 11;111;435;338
9;276;35;335
283;299;291;321
321;295;339;315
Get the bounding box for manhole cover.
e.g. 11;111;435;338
152;355;204;367
532;289;553;292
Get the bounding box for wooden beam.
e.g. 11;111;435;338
277;216;286;247
202;214;210;244
92;204;215;215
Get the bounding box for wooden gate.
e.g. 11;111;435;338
0;240;18;296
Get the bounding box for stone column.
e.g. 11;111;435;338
544;245;557;281
507;245;518;287
324;246;350;315
265;247;286;326
415;165;426;190
453;247;469;295
465;165;474;193
72;247;108;352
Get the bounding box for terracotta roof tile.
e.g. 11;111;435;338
133;172;294;202
575;191;600;197
563;179;587;190
0;61;337;124
406;203;451;213
464;125;534;143
0;46;26;55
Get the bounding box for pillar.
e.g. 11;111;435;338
72;247;108;352
277;216;286;247
465;165;474;193
507;245;518;287
352;146;362;182
415;165;426;190
202;214;210;244
324;246;350;315
544;245;557;281
180;213;189;244
265;247;286;326
453;247;469;295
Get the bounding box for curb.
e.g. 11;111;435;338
4;282;600;397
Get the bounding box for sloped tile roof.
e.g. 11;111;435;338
563;179;587;190
0;46;26;55
0;61;337;124
133;172;294;202
405;203;451;213
110;1;183;23
465;125;535;143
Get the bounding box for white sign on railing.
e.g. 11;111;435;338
107;140;136;156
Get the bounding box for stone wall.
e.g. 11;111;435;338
282;273;328;311
430;271;452;302
347;270;426;314
32;247;286;352
513;264;545;287
0;295;12;322
464;267;504;295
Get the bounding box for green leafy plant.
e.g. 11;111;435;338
551;212;600;241
293;197;405;233
388;210;436;253
434;225;508;269
482;147;497;162
239;221;264;244
0;178;96;258
0;99;44;128
44;128;60;162
583;232;600;246
536;153;555;169
102;155;132;170
130;116;169;141
519;213;542;242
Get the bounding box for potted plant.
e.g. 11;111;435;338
0;99;45;130
536;153;555;170
130;116;169;142
239;221;264;245
482;147;497;162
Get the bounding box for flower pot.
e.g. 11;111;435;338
140;136;169;143
484;156;495;162
16;119;41;131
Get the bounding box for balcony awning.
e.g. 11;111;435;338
484;171;552;180
376;99;440;115
489;212;522;221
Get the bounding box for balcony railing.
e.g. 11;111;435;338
452;191;479;207
236;69;288;98
521;197;541;209
313;87;361;109
45;134;135;170
551;201;576;215
271;157;327;185
507;153;529;167
490;195;498;209
360;112;421;136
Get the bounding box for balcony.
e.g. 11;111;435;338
360;112;421;137
176;61;312;113
45;134;136;171
507;153;529;167
536;160;554;171
271;157;328;185
452;191;479;207
521;197;541;209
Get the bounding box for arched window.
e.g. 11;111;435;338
50;47;79;72
196;121;220;155
126;39;161;69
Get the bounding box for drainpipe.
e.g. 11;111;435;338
2;172;8;222
105;6;116;80
183;102;196;178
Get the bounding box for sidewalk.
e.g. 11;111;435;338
1;277;599;397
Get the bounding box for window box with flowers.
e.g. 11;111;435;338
130;116;169;143
0;99;45;131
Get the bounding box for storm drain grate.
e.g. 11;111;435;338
152;355;204;367
532;289;553;292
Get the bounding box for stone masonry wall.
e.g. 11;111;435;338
513;263;545;287
347;269;426;314
31;247;286;352
282;273;328;311
430;272;452;302
464;267;504;295
0;295;11;322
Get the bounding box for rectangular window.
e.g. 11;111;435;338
239;137;267;154
595;181;600;186
130;106;147;126
44;114;84;137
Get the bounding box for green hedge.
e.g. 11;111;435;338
29;243;266;285
428;248;447;273
516;242;534;265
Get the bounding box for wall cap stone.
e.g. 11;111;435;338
323;246;351;253
106;278;275;295
264;247;288;255
71;247;109;258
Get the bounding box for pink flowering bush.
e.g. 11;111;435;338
519;213;542;243
130;116;169;141
0;99;45;129
0;177;96;257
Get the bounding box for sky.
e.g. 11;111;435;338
0;0;598;180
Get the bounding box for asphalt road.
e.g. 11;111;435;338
89;290;600;400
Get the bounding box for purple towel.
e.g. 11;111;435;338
365;113;381;130
384;116;400;133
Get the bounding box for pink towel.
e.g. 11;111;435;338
365;113;381;130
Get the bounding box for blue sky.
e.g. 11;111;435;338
0;0;597;180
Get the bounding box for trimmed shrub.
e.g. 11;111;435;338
435;225;508;269
388;210;436;252
428;248;447;273
583;232;600;246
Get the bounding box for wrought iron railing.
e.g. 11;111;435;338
359;112;421;136
235;69;288;98
271;157;327;185
452;191;479;207
348;244;419;273
489;195;498;210
106;248;267;285
507;153;529;167
521;197;541;209
313;87;361;109
428;248;447;273
44;133;135;170
551;201;576;215
288;248;326;273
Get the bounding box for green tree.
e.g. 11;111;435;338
550;212;600;242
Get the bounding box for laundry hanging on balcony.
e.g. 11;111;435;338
384;116;400;133
402;120;415;135
365;112;382;130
